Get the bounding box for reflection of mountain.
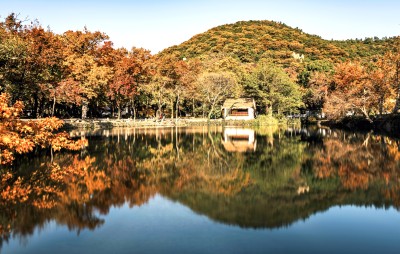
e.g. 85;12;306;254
1;127;400;245
164;179;398;229
222;128;257;152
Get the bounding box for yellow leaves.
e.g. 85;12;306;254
14;139;35;154
18;124;34;134
64;52;112;100
1;135;11;145
0;149;14;165
0;93;23;120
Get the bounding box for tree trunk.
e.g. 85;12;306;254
360;107;373;123
266;104;272;116
132;99;136;121
33;93;39;118
378;96;384;115
394;90;400;113
36;94;45;118
157;97;162;119
117;104;121;119
81;101;89;119
133;106;136;121
52;95;56;117
171;103;174;120
175;94;180;120
192;98;195;117
208;103;215;119
145;98;149;118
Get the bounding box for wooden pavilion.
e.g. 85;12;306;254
222;98;256;120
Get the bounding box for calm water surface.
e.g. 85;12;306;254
1;126;400;254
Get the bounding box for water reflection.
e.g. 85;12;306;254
222;128;257;152
1;126;400;249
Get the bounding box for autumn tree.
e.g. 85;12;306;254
324;61;388;122
0;93;86;165
25;26;65;117
152;53;202;119
196;71;240;119
108;47;152;119
384;37;400;113
368;58;396;115
306;71;332;113
61;28;111;119
145;53;180;118
172;57;202;118
0;14;64;118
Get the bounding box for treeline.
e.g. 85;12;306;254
0;14;304;119
1;14;399;121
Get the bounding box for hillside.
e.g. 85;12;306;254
160;20;394;65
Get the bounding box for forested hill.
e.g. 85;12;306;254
160;20;394;64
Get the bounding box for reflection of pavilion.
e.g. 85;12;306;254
222;128;257;152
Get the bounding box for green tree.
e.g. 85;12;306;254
243;60;303;115
297;60;334;110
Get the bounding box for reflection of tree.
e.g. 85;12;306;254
2;126;400;246
162;128;400;229
308;132;400;189
0;153;108;243
304;131;400;206
167;127;309;228
169;131;251;196
0;127;254;244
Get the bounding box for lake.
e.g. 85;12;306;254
1;125;400;254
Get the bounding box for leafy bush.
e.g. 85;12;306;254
253;114;279;126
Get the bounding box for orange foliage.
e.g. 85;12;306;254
338;165;370;190
0;93;87;165
311;132;400;193
0;154;108;210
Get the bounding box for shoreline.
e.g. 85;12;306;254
61;117;282;130
57;115;400;139
307;114;400;138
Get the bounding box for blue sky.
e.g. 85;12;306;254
1;0;399;53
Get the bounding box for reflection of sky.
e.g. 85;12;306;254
4;195;400;254
1;0;399;53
